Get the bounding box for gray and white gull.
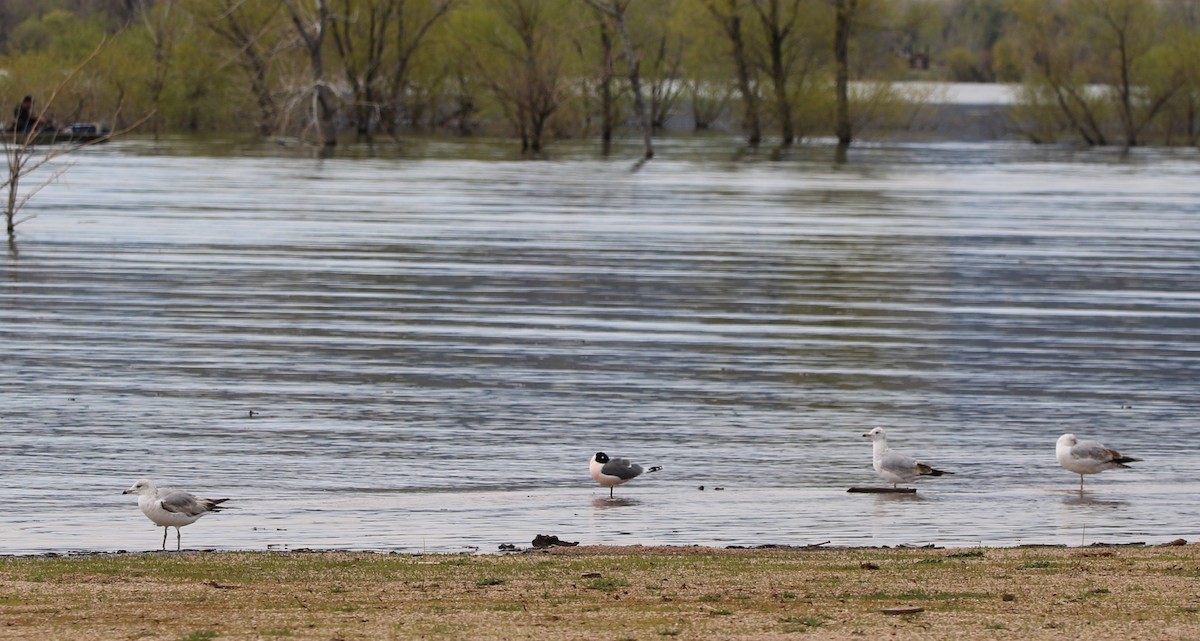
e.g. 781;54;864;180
1056;433;1140;492
862;427;952;489
123;479;229;551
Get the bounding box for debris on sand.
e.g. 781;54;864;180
532;534;579;549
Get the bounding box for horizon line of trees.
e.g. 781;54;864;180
2;0;1200;152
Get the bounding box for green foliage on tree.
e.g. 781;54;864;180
1005;0;1196;147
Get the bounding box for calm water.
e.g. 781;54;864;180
2;137;1199;555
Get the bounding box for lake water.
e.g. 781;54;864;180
2;136;1199;555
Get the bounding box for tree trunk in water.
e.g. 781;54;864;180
5;158;18;239
771;48;792;145
757;0;793;146
612;10;653;159
355;100;372;140
530;115;544;152
600;23;614;151
311;57;337;147
730;15;760;146
1116;32;1137;148
5;183;15;238
834;0;854;148
248;57;278;137
285;0;337;147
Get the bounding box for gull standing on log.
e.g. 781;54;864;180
123;479;229;550
862;427;952;489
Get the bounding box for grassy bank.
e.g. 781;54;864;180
3;544;1200;640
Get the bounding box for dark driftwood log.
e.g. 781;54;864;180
846;487;917;494
881;606;924;615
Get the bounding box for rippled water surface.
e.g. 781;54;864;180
3;137;1199;554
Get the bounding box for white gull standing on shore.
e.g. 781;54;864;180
123;479;229;551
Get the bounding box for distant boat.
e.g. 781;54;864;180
5;123;110;145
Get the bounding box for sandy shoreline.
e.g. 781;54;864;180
0;533;1190;559
4;543;1200;640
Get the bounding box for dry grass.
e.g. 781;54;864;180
3;544;1200;640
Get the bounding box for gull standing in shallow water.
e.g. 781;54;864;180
590;452;662;498
862;427;952;489
1056;433;1140;492
123;479;229;550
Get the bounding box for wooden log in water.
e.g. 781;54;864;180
847;487;917;494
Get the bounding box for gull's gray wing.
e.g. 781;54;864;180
159;490;226;516
1071;439;1118;463
879;450;920;477
601;457;644;480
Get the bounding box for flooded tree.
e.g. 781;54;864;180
595;19;618;147
645;32;685;131
381;0;459;136
833;0;856;150
1008;0;1188;147
131;0;184;139
463;0;575;153
283;0;339;147
1080;0;1185;147
1007;0;1108;144
328;0;458;139
748;0;803;145
701;0;762;146
189;0;288;136
328;0;397;139
582;0;653;159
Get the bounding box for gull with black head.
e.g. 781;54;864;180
590;452;662;498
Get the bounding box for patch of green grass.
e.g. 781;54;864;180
781;616;824;634
7;547;1199;641
1021;560;1057;569
586;577;630;591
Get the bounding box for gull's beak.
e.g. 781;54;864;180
122;488;133;494
861;432;871;438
